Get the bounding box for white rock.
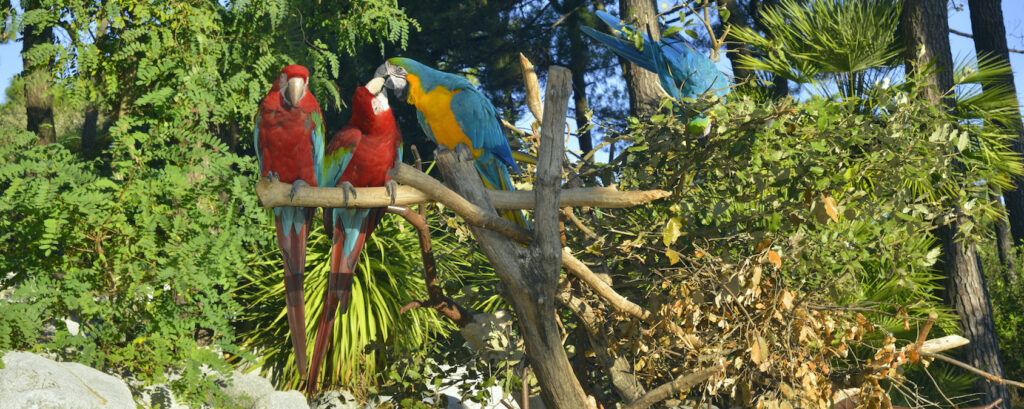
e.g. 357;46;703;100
0;350;135;409
223;370;308;409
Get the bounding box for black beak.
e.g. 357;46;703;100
375;62;409;102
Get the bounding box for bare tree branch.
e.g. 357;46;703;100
255;175;668;209
386;205;473;327
623;364;725;409
950;28;1024;53
923;352;1024;389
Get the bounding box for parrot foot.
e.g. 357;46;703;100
266;171;281;183
289;180;309;200
384;180;399;205
339;181;357;206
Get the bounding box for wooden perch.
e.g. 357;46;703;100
254;175;667;210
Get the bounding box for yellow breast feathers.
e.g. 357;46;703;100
406;75;482;157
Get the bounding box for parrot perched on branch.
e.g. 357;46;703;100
581;10;729;133
306;77;402;395
374;57;529;227
254;64;325;379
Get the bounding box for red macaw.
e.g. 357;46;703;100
254;64;325;379
306;77;402;394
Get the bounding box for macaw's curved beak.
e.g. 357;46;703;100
283;77;306;107
374;61;409;101
365;77;386;95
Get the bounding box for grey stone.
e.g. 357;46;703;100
223;370;308;409
0;350;134;409
310;390;358;409
253;390;308;409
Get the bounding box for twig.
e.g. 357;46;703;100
255;176;668;209
950;28;1024;54
557;287;646;403
386;205;473;327
623;364;725;409
922;352;1024;389
908;312;938;363
562;249;693;345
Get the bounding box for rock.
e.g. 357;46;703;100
310;390;358;409
0;350;135;409
253;390;308;409
223;370;308;409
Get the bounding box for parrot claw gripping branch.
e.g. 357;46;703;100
255;61;672;405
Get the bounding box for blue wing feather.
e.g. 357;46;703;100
450;90;519;174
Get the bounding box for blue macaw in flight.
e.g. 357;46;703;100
582;10;730;133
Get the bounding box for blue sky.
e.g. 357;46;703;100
1;3;1022;110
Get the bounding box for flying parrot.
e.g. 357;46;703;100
581;10;730;134
373;57;529;227
306;77;402;395
254;64;325;379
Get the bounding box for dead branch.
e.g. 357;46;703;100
562;248;692;344
922;352;1024;389
386;205;473;327
908;312;938;363
557;287;646;403
520;53;544;124
623;364;725;409
255;176;667;210
919;335;969;354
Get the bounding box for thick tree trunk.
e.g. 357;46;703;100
902;1;1011;406
993;192;1018;281
721;0;755;84
81;19;109;160
567;8;594;161
435;67;590;409
969;0;1024;249
21;0;56;146
619;0;663;117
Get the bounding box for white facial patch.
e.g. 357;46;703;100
371;92;390;115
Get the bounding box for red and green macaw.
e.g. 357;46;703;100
306;77;402;394
254;64;325;379
374;57;529;227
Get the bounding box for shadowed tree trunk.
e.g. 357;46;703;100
558;0;595;161
969;0;1023;278
81;18;109;160
619;0;663;117
722;0;755;84
22;0;56;146
901;0;1011;406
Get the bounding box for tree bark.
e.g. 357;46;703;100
81;18;109;160
619;0;664;117
901;1;1011;406
434;66;591;409
21;0;56;146
968;0;1024;249
993;192;1017;281
567;4;594;161
721;0;755;84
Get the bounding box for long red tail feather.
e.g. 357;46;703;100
275;213;311;379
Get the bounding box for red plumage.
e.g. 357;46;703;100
257;65;321;186
255;64;324;383
307;85;402;396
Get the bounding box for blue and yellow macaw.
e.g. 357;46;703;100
374;57;528;227
581;11;730;134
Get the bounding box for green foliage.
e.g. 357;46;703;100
568;63;1020;402
236;216;449;392
1;0;420;404
730;0;902;99
0;119;263;406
